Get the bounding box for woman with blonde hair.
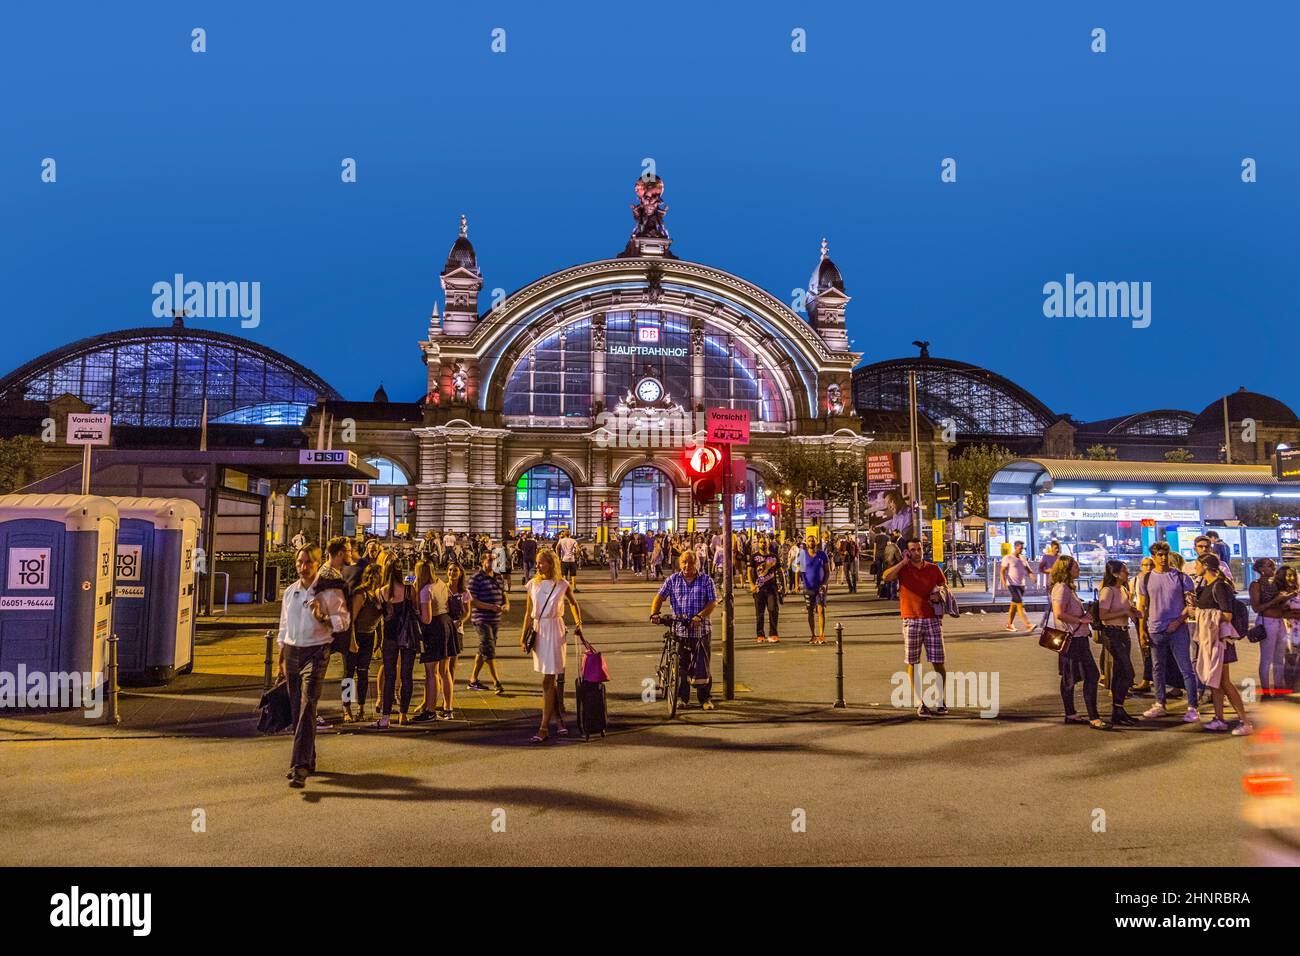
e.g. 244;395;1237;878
520;547;583;743
413;559;453;722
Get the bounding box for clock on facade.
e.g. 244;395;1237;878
635;377;664;403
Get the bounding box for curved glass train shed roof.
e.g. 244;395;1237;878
0;325;340;428
852;357;1056;436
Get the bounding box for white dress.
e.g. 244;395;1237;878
527;578;569;675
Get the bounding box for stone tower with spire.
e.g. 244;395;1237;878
806;237;850;351
439;214;482;335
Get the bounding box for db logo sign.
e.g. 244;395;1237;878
7;548;51;590
116;545;142;582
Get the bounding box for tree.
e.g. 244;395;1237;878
0;436;43;494
766;443;864;508
943;443;1014;518
1164;447;1195;463
1084;444;1118;461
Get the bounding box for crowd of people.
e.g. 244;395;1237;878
272;524;1288;787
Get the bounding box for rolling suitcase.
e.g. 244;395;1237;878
574;677;607;739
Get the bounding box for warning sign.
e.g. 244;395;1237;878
705;407;751;445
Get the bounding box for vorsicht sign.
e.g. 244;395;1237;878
705;407;750;445
66;414;111;446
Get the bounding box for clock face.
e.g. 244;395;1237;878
636;377;663;403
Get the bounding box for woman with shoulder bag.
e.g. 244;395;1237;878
1193;554;1252;735
1248;557;1291;696
520;548;584;743
1098;560;1141;725
413;560;453;722
1050;556;1106;729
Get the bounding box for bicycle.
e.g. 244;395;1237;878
652;613;702;719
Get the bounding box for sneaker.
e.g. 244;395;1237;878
466;680;489;691
917;703;933;719
1003;624;1016;632
494;684;506;696
768;636;780;644
1203;718;1230;732
411;710;437;723
701;700;715;711
289;768;308;789
1182;707;1200;723
755;636;767;643
934;703;948;716
1231;722;1254;737
374;716;390;729
1142;703;1167;719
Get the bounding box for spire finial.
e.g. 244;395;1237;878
820;237;828;259
459;214;468;238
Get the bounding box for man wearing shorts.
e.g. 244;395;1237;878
466;551;508;695
999;540;1034;632
801;534;830;644
557;531;579;592
882;537;948;717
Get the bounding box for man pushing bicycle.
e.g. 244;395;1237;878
649;550;718;710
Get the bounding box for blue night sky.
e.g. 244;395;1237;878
3;0;1296;422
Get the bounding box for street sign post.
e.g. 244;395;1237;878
702;407;750;701
67;413;111;495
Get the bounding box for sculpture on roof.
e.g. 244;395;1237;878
631;175;669;239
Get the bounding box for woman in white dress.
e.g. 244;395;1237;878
520;547;583;742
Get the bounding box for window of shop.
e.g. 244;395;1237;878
1034;494;1203;576
515;465;575;537
732;466;772;530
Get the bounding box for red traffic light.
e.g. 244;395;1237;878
686;445;722;478
406;498;416;510
601;503;615;520
767;500;780;514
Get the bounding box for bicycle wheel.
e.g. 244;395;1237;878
653;637;671;702
665;640;680;719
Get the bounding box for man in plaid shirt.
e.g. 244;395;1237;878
649;550;718;710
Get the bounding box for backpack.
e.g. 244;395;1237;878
1228;593;1250;639
353;591;383;634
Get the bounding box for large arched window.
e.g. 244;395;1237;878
500;311;787;425
515;465;574;536
619;465;675;532
365;456;410;486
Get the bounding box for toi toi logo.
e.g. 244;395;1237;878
7;548;50;589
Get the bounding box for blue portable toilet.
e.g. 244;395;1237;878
110;497;201;685
0;495;119;706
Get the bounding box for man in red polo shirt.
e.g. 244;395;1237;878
882;537;948;717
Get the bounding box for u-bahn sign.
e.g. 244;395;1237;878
705;407;750;445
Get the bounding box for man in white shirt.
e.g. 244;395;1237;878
557;531;580;592
277;543;351;788
999;541;1034;632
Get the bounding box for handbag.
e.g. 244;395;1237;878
1246;619;1267;643
1038;605;1073;655
580;638;611;683
522;581;561;653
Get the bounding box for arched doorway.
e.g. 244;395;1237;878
515;465;574;537
620;465;675;532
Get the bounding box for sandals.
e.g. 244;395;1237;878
530;731;549;743
556;724;569;737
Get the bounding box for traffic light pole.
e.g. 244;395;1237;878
721;444;735;701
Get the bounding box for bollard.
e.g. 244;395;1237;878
263;629;276;691
833;622;846;708
105;632;122;725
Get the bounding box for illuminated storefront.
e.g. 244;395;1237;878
988;458;1291;586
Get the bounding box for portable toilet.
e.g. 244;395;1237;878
110;497;201;685
0;494;118;706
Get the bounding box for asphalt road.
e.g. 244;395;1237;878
0;574;1260;866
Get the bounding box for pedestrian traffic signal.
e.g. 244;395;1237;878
686;444;723;506
601;502;615;520
767;500;780;515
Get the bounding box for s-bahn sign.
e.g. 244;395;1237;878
299;450;358;467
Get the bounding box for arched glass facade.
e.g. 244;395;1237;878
501;313;786;425
365;456;410;485
853;359;1054;437
0;328;339;428
515;465;574;536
